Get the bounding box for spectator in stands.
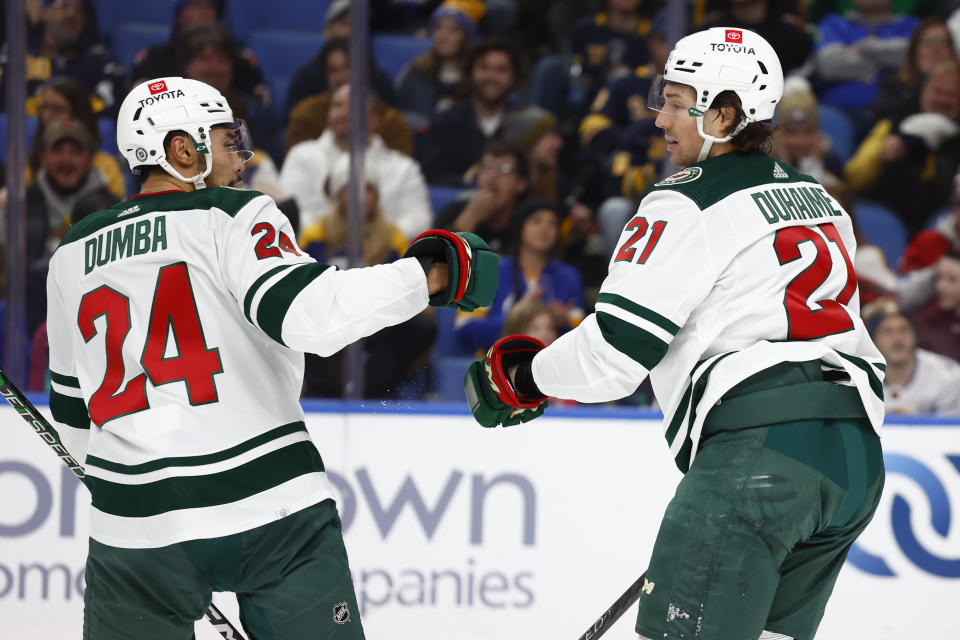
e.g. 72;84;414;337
813;0;919;130
284;0;398;117
26;76;125;199
845;61;960;235
284;38;414;156
824;181;930;309
498;105;564;202
299;155;436;399
568;0;651;118
502;297;560;347
702;0;813;76
396;0;484;124
771;81;845;185
912;250;960;363
0;0;126;114
435;140;529;253
3;119;118;334
297;155;409;267
454;198;584;352
876;17;957;123
866;301;960;415
578;8;667;157
899;172;960;273
281;83;431;239
131;0;268;108
177;24;275;150
420;38;521;186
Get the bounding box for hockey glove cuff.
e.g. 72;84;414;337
404;230;499;311
464;335;548;427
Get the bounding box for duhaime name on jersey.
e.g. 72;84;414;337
137;89;185;107
751;186;844;225
84;215;168;275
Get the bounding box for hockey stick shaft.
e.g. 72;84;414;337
577;572;647;640
0;371;247;640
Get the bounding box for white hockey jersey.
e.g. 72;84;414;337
46;187;429;548
530;152;886;471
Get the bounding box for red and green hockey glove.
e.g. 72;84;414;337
464;335;549;427
403;229;499;311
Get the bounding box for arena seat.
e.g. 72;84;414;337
113;22;169;70
246;30;323;83
853;199;908;267
228;0;330;44
428;185;461;217
372;35;433;81
0;114;39;164
818;104;855;164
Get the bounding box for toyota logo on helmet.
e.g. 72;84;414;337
725;29;742;42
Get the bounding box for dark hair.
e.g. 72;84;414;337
468;37;521;80
482;139;528;180
320;37;350;70
944;248;960;262
29;76;103;172
900;17;955;88
176;23;237;70
709;90;775;153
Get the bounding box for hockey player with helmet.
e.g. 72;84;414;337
45;77;498;639
466;29;885;640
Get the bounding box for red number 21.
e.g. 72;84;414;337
774;222;857;340
614;217;668;264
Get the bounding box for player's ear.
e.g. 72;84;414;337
168;134;194;168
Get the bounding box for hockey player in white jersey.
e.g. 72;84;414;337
45;77;499;639
465;29;885;640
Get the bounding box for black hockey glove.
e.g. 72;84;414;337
464;335;548;427
403;229;499;312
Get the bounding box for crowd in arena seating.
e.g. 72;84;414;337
1;0;959;414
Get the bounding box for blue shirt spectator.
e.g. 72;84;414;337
814;4;919;110
454;198;584;351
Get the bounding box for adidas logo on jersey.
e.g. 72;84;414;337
773;163;789;179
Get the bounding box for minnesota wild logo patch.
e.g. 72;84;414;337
656;166;702;186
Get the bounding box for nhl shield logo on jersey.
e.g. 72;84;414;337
332;601;351;624
655;166;702;186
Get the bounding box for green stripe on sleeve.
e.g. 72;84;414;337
50;371;81;388
49;389;91;430
87;440;324;518
85;421;307;474
596;293;680;335
596;311;670;369
256;263;333;345
244;264;294;324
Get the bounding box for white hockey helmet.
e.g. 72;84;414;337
648;27;784;161
116;77;253;189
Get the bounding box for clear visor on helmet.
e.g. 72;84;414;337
227;118;255;162
646;75;702;117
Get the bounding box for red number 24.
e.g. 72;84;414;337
78;262;222;426
774;222;857;340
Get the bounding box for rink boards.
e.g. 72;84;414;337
1;400;958;639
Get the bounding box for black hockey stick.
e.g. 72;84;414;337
576;571;648;640
0;371;247;640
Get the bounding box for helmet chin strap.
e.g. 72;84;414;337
693;114;749;162
156;139;215;189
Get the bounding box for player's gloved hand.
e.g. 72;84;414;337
464;335;548;427
403;229;499;311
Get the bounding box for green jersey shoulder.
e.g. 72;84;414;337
650;152;818;211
